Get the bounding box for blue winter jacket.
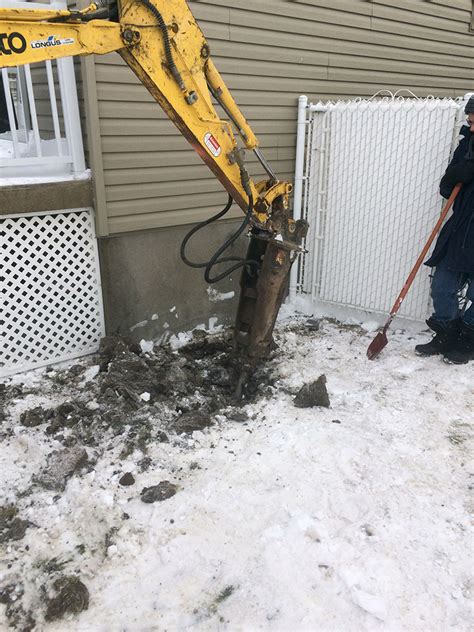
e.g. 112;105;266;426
425;126;474;273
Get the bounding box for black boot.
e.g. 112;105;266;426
443;321;474;364
415;317;460;357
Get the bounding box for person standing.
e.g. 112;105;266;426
415;96;474;364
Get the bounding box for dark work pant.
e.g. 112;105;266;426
431;257;474;326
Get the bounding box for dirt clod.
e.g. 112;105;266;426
172;411;213;434
226;409;249;423
141;481;178;503
119;472;135;486
44;575;89;622
35;447;88;491
294;375;330;408
20;406;52;427
306;318;321;331
45;401;95;435
0;506;29;543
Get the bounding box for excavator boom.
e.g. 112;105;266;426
0;0;308;362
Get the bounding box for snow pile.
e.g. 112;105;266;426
0;135;68;160
0;319;472;631
0;134;91;185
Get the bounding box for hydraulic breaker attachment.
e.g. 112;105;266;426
235;208;308;362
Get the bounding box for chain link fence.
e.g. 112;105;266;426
292;92;470;324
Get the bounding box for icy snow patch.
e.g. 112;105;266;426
139;339;154;354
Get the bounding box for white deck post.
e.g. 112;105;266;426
289;95;308;299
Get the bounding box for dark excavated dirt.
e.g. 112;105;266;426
172;411;214;434
141;481;178;503
294;375;331;408
0;329;282;628
9;331;277;458
44;575;89;622
119;472;135;486
34;447;89;492
20;406;52;428
0;506;30;544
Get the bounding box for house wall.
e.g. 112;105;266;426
81;0;474;339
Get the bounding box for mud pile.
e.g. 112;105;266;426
4;330;275;458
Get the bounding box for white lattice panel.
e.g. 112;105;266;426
1;209;105;377
298;96;463;323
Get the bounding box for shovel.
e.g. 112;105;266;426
367;183;462;360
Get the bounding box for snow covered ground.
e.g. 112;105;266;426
1;316;473;631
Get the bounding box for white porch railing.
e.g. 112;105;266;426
291;92;471;324
0;0;85;179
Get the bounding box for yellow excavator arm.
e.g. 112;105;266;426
0;0;308;362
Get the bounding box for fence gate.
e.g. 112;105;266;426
291;93;470;324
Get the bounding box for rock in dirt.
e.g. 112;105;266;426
44;575;89;622
35;447;88;491
306;317;321;331
119;472;135;486
226;408;249;423
172;411;213;434
294;375;330;408
141;481;178;503
20;406;52;427
0;506;29;543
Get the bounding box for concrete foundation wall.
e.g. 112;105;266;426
98;217;248;342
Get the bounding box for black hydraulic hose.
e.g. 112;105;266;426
136;0;186;90
180;195;234;269
204;194;258;284
180;195;260;284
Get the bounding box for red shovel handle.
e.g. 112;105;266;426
367;183;462;360
387;183;462;318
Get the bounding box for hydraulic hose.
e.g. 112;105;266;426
204;194;257;284
180;195;260;284
136;0;186;91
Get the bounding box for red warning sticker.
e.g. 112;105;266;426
204;133;221;157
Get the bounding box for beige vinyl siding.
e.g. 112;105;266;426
85;0;473;236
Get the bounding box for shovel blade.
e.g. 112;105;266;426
367;330;388;360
